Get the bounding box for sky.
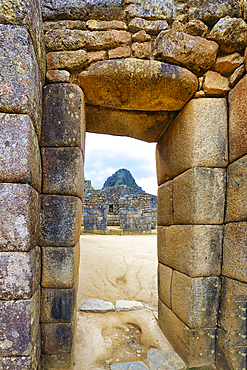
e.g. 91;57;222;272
84;132;158;195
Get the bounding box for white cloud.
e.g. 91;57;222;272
84;133;157;195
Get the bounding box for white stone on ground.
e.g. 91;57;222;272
116;300;144;311
80;298;115;313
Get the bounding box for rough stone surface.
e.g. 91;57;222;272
47;50;87;70
0;183;40;252
0;0;46;80
46;70;70;83
154;30;219;75
79;59;198;111
109;46;131;59
158;263;172;308
203;71;230;96
80;298;115;312
86;105;176;142
42;0;124;21
39;195;82;247
157;181;173;226
225;155;247;222
128;18;169;34
0;113;41;192
132;30;151;42
0;342;40;370
222;222;247;283
41;286;76;323
158;300;216;368
171;271;221;328
111;362;149;369
228;75;247;162
87;50;107;64
0;289;39;356
41;83;86;150
45;29;131;52
147;349;186;369
208;17;247;53
42;147;84;199
0;246;40;300
41;242;80;288
229;64;245;88
43;20;87;32
87;19;127;30
173;167;226;225
116;300;144;311
0;24;42;139
156;98;228;184
132;42;151;59
158;225;222;277
41;322;73;354
184;19;208;37
41;352;73;370
214;53;244;76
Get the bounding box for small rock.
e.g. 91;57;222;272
129;17;169;34
184;19;208;37
43;20;87;33
87;50;107;64
172;20;185;33
116;300;144;312
198;77;204;90
203;71;230;96
80;299;115;313
86;20;127;30
214;53;244;76
46;70;70;83
147;349;186;369
154;30;219;75
109;46;131;59
208;17;247;53
132;30;151;42
47;50;87;70
229;65;246;88
194;90;205;98
132;42;151;59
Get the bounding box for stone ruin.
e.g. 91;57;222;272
0;0;247;369
83;179;157;233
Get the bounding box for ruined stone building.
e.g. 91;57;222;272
0;0;247;368
83;177;157;233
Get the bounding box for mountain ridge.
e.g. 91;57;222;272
102;168;143;191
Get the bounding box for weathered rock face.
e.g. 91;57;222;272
47;50;88;70
78;59;198;111
214;53;244;76
203;71;230;96
42;0;124;21
208;17;247;53
154;30;219;75
128;18;169;34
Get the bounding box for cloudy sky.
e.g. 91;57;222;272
84;133;158;195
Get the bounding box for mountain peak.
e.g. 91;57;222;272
102;169;142;191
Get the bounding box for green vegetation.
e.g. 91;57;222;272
102;169;143;191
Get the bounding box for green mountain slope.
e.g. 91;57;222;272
102;169;143;191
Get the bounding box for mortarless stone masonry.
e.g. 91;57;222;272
1;0;247;368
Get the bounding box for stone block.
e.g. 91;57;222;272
158;263;172;308
132;42;151;59
0;289;40;356
156;98;228;184
45;29;131;52
41;147;84;199
0;183;40;252
173;168;226;225
46;70;70;83
203;71;230;96
86;104;176;143
40;286;76;323
214;53;244;76
157;181;173;226
216;328;247;370
41;0;124;21
0;24;42;139
41;83;86;151
171;271;221;328
0;113;41;192
158;300;216;368
229;64;245;88
41;242;80;288
158;225;222;277
79;59;197;112
154;30;218;75
108;46;131;59
41;322;73;354
184;19;208;37
218;277;247;346
86;20;127;31
0;246;40;300
228;75;247;162
0;0;46;81
39;195;82;247
132;30;151;42
222;222;247;283
128;18;169;34
46;49;87;70
225;155;247;222
41;352;73;370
